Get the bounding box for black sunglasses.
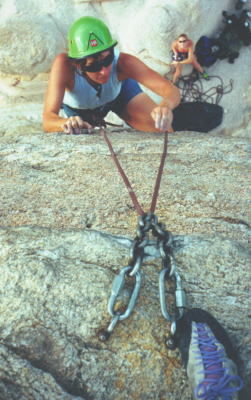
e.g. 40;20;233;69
82;51;114;73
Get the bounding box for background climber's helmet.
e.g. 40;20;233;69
68;16;117;60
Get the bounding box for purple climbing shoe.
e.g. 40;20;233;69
174;308;243;399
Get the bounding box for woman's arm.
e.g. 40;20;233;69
117;52;180;110
117;52;180;132
43;54;92;133
43;54;71;132
171;41;178;57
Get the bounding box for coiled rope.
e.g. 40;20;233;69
175;72;234;104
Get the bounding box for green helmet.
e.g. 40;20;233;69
68;16;117;59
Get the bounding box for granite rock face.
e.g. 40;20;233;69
0;128;250;399
0;0;251;398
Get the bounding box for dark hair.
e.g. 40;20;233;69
178;33;188;40
68;46;114;65
68;56;88;66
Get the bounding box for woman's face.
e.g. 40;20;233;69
178;36;188;48
83;50;114;84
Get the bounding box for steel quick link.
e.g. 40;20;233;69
158;226;186;345
99;266;142;341
107;266;142;322
159;265;186;324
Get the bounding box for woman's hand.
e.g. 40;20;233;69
151;106;173;132
63;116;93;134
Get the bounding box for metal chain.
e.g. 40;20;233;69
99;213;186;345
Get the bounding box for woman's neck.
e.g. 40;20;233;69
76;67;102;97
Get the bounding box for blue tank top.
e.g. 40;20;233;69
63;49;122;110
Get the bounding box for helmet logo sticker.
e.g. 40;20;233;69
90;39;98;47
87;32;104;50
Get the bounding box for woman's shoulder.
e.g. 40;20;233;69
116;52;139;80
51;53;74;75
117;51;140;67
52;52;70;68
50;52;74;87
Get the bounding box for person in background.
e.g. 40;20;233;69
43;16;180;134
171;33;209;84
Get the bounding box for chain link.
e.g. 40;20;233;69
128;237;148;276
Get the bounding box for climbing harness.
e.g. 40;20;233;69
175;72;234;105
98;127;186;346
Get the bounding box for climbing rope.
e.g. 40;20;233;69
175;72;234;104
99;127;168;216
97;126;186;344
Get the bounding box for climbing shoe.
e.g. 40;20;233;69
201;71;210;80
174;308;243;400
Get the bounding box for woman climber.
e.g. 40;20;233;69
171;33;209;83
43;16;180;134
